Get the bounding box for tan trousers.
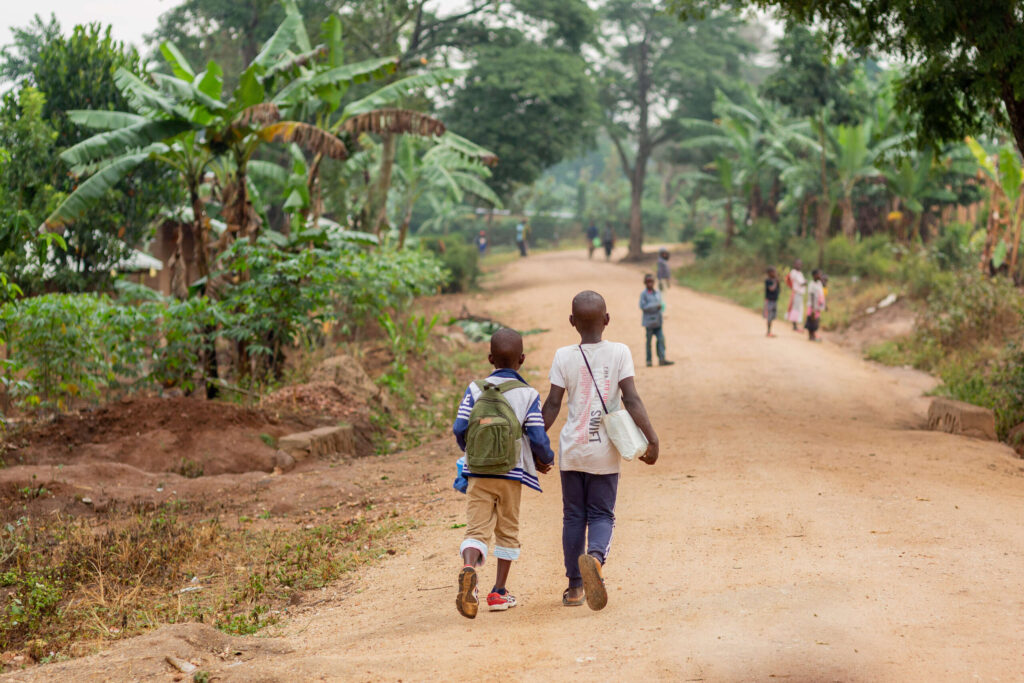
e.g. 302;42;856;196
462;477;522;561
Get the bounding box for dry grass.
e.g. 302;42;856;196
0;506;416;665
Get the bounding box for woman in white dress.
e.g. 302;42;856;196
785;258;806;331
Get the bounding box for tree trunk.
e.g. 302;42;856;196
724;195;735;247
1001;88;1024;162
817;115;831;266
815;197;829;269
373;133;397;238
840;195;856;239
626;157;647;260
798;197;808;238
398;203;414;249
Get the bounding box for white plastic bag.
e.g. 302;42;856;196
603;409;648;462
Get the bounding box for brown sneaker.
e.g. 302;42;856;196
456;566;478;619
578;554;607;611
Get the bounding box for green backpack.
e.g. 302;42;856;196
465;380;528;475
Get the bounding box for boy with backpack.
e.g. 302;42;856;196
452;328;554;619
542;291;660;611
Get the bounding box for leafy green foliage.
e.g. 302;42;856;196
672;0;1024;158
0;21;178;292
693;227;723;259
0;245;446;409
420;237;479;293
446;41;595;196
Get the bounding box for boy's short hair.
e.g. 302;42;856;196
644;273;655;281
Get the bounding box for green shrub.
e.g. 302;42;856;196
693;228;722;259
916;271;1021;348
931;222;978;271
0;294;140;411
421;237;477;292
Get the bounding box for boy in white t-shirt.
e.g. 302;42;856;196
542;290;659;611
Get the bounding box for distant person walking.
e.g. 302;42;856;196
656;249;671;290
640;274;674;367
476;230;488;256
763;266;780;337
601;223;615;261
806;269;826;342
586;221;599;259
785;258;806;331
516;221;528;257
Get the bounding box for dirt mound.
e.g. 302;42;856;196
263;382;376;457
4;396;307;477
834;298;915;353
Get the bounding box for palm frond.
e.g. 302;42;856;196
114;68;185;119
60;120;195;168
339;109;445;137
258;121;347;159
235;103;282;128
44;151;153;230
67;110;146;131
341;69;462;118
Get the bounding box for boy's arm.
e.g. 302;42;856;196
619;377;659;465
524;394;555;473
542;385;565;431
640;292;661;313
452;385;475;452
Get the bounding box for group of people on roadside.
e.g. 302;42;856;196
585;221;617;261
474;220;531;258
451;291;660;618
763;258;827;341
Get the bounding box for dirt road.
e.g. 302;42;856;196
12;249;1024;681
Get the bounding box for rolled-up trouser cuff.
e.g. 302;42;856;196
460;538;488;564
493;545;520;561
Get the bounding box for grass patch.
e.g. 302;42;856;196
0;505;416;664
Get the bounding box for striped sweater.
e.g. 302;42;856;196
453;369;554;492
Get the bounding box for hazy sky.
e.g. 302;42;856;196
3;1;172;50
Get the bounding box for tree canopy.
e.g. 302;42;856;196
671;0;1024;157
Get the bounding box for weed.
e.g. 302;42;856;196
175;458;205;479
258;433;276;448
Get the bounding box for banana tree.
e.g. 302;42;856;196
825;119;904;239
882;148;958;242
269;16;458;235
44;0;350;288
390;133;501;248
967;137;1024;275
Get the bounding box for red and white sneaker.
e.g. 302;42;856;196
456;566;479;619
487;590;517;611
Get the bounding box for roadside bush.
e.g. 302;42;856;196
0;294;137;411
694;227;722;259
421;237;478;292
915;271;1021;348
931;222;977;271
333;248;446;329
823;234;898;278
0;245;447;413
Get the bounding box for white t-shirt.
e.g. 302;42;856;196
548;341;636;474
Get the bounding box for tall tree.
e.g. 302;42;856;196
0;20;176;292
445;35;596;196
598;1;750;259
672;0;1024;159
0;13;61;85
